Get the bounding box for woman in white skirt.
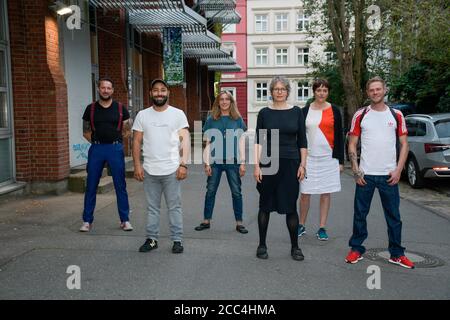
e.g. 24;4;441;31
299;79;344;240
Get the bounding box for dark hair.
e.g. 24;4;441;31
312;79;330;92
98;77;114;88
151;78;169;90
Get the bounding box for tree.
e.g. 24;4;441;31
380;0;450;113
304;0;372;126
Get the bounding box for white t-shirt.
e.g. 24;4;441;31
132;106;189;175
349;106;407;175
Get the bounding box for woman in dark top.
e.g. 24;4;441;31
254;76;308;261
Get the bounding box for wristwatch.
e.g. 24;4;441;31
179;163;188;169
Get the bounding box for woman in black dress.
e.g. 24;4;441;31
254;76;308;261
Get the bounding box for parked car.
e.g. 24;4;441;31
389;102;417;116
404;113;450;188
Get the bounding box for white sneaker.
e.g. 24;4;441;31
120;221;133;231
79;222;90;232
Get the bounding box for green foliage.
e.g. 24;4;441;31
382;0;450;113
309;61;345;108
389;62;450;114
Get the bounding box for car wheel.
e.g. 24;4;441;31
406;156;424;188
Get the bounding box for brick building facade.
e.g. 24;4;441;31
0;0;239;195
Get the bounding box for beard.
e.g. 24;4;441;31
99;94;112;101
152;96;168;107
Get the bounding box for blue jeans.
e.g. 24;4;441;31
143;171;183;242
349;175;405;257
83;143;129;223
203;164;243;221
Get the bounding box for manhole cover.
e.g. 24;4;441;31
365;248;445;268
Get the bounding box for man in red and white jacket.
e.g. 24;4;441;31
345;76;415;269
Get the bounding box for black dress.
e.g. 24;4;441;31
255;106;307;214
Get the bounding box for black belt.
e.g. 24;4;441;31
92;141;121;145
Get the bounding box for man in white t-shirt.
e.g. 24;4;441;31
132;79;190;254
345;76;415;269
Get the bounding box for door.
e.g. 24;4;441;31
0;0;14;186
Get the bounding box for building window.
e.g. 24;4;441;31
275;13;288;32
297;82;310;101
0;0;13;185
223;23;236;33
255;14;268;33
0;2;6;41
297;48;309;66
256;82;268;101
297;13;310;31
276;48;288;65
255;48;268;65
222;87;236;98
325;51;336;63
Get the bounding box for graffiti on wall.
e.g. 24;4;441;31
72;143;90;160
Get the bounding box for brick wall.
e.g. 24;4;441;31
96;8;130;154
169;85;187;115
142;33;163;108
200;66;211;114
185;58;200;128
8;0;70;184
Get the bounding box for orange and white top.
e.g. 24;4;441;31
305;106;335;158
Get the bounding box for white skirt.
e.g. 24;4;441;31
301;155;341;194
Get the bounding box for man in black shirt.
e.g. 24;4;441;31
80;77;133;232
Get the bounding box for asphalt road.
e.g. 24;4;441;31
0;165;449;300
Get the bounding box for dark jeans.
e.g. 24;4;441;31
83;143;129;224
349;175;405;257
203;163;243;221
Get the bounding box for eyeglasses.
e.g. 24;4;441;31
273;88;287;92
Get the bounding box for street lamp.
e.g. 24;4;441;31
49;1;73;16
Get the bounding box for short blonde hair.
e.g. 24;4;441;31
366;76;386;90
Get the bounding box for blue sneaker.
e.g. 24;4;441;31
316;228;329;241
298;224;306;237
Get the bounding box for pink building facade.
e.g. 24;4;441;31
220;0;248;124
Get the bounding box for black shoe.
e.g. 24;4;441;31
291;247;304;261
195;222;210;231
236;225;248;234
139;239;158;252
172;241;184;254
256;245;268;259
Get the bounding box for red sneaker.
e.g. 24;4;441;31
345;250;363;264
389;255;415;269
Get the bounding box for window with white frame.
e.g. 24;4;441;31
297;47;309;65
297;13;310;31
276;48;288;65
325;51;336;63
222;87;236;98
255;14;268;33
297;81;310;101
275;13;288;32
255;48;268;65
256;82;268;101
222;43;236;59
222;23;236;34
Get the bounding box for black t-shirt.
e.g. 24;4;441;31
82;101;130;143
255;106;307;160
